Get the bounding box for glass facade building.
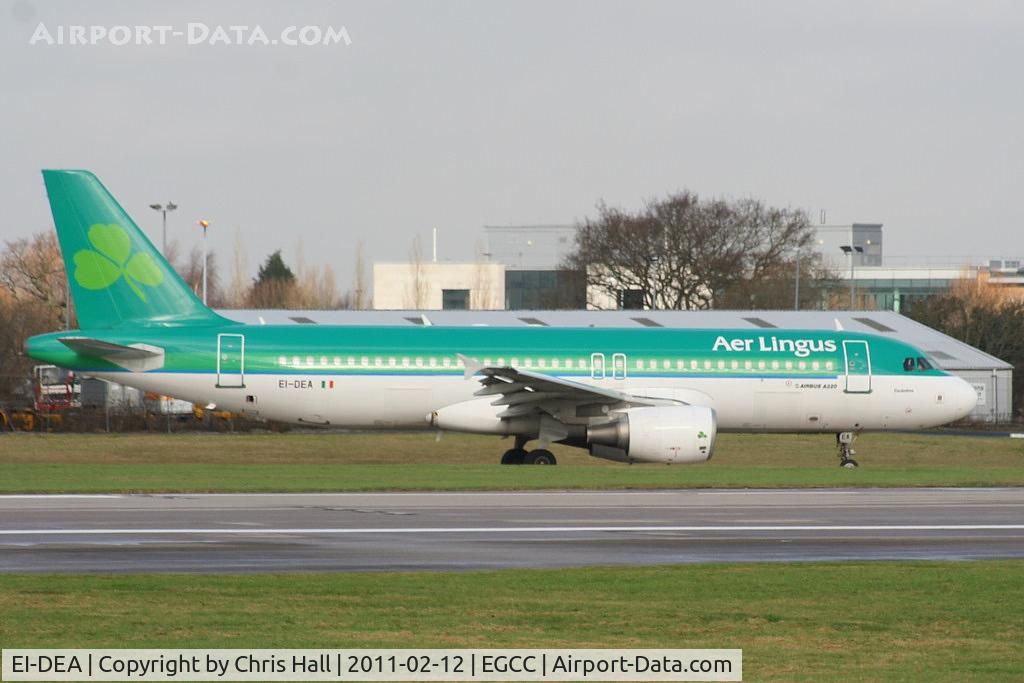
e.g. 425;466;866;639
485;225;587;309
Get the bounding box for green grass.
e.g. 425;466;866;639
2;562;1022;681
0;431;1022;492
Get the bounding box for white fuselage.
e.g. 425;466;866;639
91;370;975;433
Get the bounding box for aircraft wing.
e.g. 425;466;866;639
459;354;676;422
59;337;165;372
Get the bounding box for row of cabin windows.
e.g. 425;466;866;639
626;358;834;372
274;355;836;372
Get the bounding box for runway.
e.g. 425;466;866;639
1;488;1023;572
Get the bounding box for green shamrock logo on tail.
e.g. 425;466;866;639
73;224;163;302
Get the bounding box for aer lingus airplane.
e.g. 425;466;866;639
27;170;977;467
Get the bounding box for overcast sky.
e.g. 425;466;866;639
2;0;1022;288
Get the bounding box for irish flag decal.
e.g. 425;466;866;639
321;380;335;389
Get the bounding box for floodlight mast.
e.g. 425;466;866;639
839;245;864;309
198;219;211;304
148;202;177;255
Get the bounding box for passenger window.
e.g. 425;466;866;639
904;357;915;372
917;357;932;371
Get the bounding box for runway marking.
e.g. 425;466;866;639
0;495;122;499
697;491;864;495
158;491;687;498
1;524;1023;535
1;488;1016;500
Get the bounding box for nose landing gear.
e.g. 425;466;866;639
836;432;858;468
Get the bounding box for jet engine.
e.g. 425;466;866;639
586;405;717;464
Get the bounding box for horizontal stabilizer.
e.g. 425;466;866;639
59;336;165;372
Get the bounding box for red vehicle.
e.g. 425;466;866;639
32;364;80;413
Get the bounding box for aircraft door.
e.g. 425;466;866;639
843;340;871;393
216;333;246;388
612;353;627;380
590;353;606;380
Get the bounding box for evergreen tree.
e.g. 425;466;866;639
256;250;295;284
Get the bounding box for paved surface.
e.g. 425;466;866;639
1;488;1022;572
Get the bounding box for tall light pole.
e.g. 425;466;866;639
198;219;210;304
839;245;864;309
148;202;177;255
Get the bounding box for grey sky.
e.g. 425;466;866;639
2;0;1022;289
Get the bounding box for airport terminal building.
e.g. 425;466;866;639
224;308;1013;423
371;223;1024;313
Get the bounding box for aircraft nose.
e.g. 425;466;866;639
950;377;978;420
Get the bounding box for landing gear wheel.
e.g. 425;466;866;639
836;432;859;469
500;449;526;465
526;449;557;465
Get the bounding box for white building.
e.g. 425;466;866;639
372;261;504;310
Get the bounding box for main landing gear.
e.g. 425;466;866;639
500;437;558;465
836;432;859;468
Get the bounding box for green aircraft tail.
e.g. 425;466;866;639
42;170;227;329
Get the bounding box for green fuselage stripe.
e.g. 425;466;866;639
27;325;947;380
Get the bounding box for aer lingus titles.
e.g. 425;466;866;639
712;335;839;358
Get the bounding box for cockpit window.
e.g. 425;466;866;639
917;357;933;371
903;357;916;372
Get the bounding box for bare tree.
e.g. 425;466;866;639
0;233;68;402
907;273;1024;419
471;263;493;310
225;227;250;308
352;240;368;310
166;240;223;306
468;240;493;310
564;192;831;310
295;263;343;309
405;236;427;309
0;232;68;315
0;290;60;404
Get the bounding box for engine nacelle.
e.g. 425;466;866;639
428;398;540;436
587;405;717;464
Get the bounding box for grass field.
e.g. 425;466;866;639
1;562;1021;681
0;430;1022;492
2;436;1021;681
